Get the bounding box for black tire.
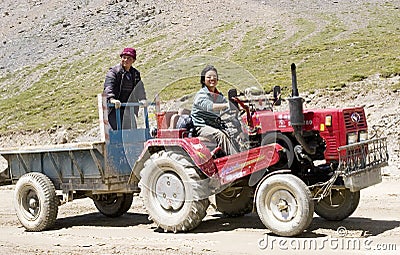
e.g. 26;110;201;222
139;150;210;233
261;132;294;168
255;174;314;237
14;172;59;231
93;193;134;218
315;188;360;221
216;183;253;217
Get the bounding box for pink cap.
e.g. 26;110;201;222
120;47;136;59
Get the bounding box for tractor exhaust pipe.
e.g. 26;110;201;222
291;63;299;97
288;63;316;155
288;63;304;127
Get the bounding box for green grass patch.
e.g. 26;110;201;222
1;5;399;134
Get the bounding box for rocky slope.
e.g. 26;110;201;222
0;0;158;73
0;0;399;174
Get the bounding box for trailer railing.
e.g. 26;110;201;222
108;102;150;131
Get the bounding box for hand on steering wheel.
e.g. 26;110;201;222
220;102;231;116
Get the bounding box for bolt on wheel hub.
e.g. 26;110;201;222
155;172;185;210
269;189;298;221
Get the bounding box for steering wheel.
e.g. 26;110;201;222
220;104;232;117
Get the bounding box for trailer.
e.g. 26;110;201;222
0;94;150;231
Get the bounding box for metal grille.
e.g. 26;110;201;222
343;109;367;130
324;135;338;159
338;138;388;175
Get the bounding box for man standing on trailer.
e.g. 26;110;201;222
103;47;147;130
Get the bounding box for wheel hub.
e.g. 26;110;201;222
24;190;40;217
29;197;38;208
277;199;288;211
270;190;297;222
155;172;185;210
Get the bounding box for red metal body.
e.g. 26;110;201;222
145;102;369;186
247;107;367;161
142;138;216;176
141;137;283;185
214;143;282;185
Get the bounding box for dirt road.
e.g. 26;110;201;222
0;176;399;255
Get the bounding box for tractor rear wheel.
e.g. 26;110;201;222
14;172;59;231
216;182;253;217
255;174;314;236
315;188;360;221
261;132;294;168
139;150;210;233
92;193;133;218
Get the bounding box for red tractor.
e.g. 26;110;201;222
133;63;388;236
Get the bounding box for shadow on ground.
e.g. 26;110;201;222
44;210;400;238
307;217;400;237
192;213;400;238
51;212;151;231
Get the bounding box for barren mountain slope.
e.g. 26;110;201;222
0;0;399;173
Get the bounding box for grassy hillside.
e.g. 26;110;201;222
0;2;399;135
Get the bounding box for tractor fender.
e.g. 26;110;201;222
131;138;218;182
252;169;292;207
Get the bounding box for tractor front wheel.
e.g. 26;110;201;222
255;174;314;236
315;188;360;221
139;150;210;233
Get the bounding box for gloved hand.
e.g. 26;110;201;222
110;98;121;109
139;99;148;107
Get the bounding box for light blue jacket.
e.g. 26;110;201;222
191;86;227;127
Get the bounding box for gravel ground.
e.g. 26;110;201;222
0;177;399;255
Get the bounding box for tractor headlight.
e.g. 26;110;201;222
347;132;357;144
359;131;368;141
325;115;332;127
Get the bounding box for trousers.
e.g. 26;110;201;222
195;125;238;155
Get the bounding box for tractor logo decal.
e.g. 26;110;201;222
278;120;286;128
277;114;290;128
350;112;361;123
192;143;203;150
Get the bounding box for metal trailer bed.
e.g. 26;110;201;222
0;94;151;231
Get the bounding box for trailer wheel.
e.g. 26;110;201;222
255;174;314;236
139;150;210;233
315;188;360;221
261;132;294;168
92;193;133;218
14;172;59;231
216;183;253;217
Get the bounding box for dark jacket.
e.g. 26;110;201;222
103;63;146;103
103;64;146;129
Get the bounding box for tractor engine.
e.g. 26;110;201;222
236;64;371;185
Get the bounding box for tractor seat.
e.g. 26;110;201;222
169;108;191;129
